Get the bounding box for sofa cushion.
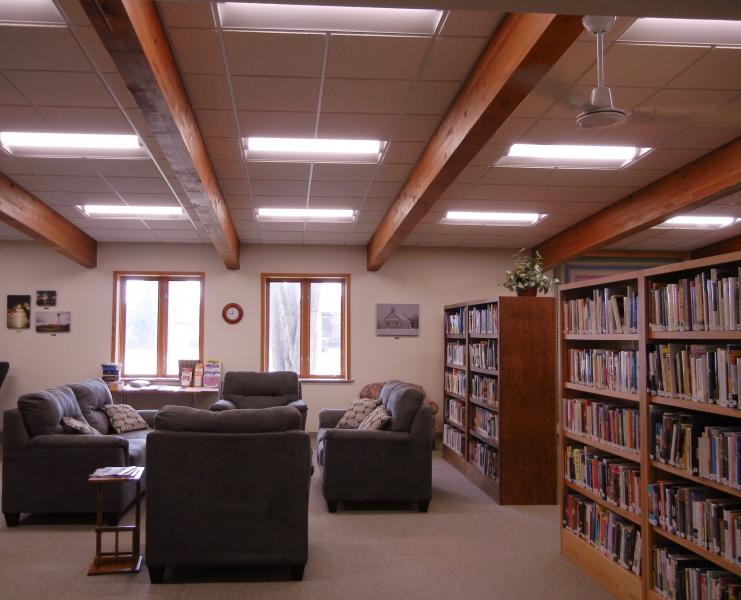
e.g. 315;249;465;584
102;403;150;434
316;429;329;466
222;370;299;396
18;385;82;437
358;405;392;431
226;393;294;409
155;404;301;433
336;397;379;429
380;380;424;432
69;378;113;434
61;416;101;435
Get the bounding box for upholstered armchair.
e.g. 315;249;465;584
209;371;307;430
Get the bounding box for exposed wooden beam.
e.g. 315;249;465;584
0;172;97;268
536;137;741;270
691;234;741;260
366;13;584;271
80;0;240;269
582;250;690;260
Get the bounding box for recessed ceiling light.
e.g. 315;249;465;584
0;0;64;26
0;132;146;158
78;205;186;220
256;208;356;223
217;2;443;35
654;215;740;230
244;137;383;163
619;18;741;48
442;211;547;226
494;144;651;170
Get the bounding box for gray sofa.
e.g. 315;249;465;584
145;405;311;583
209;370;307;430
2;378;154;527
316;380;432;513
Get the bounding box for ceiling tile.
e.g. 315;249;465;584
157;0;216;28
183;74;233;110
637;88;739;122
219;179;250;195
24;157;94;176
232;76;319;111
326;35;430;80
0;106;50;131
317;113;396;140
520;186;591;203
667;49;741;91
454;165;488;184
303;232;347;243
312;164;376;181
346;232;372;244
36;191;118;205
238;110;316;137
367;181;400;197
251;179;309;196
518;118;603;145
71;26;117;73
251;196;305;208
664;124;741;149
100;73;137;109
307;197;363;209
542;41;595;85
322;79;409;114
204;137;242;160
223;32;325;78
107;177;171;194
375;163;412;182
361;196;393;210
469;143;507;167
511;85;565;119
304;222;354;233
598;168;668;188
310;180;367;197
213;160;246;180
141;219;195;231
594;121;689;147
0;156;33;175
440;11;501;37
5;71;115;108
440;183;471;199
420;36;486;81
85;159;161;179
152;229;202;241
535;169;610;187
0;27;91;71
542;86;656;120
36;107;134;134
15;174;111;193
481;167;547;186
111;230;158;241
258;222;305;233
194;109;236;137
123;193;179;206
169;29;225;75
248;162;310;180
356;210;386;223
487;118;536;146
627;148;706;171
225;194;252;208
393;114;440;141
0;73;29;104
404;80;460;115
383;141;425;164
464;184;532;201
259;231;304;243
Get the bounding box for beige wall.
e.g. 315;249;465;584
0;240;531;431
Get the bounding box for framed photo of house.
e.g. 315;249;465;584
376;303;419;337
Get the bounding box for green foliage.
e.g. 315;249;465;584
503;249;557;294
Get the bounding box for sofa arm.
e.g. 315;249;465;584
29;434;128;451
318;409;346;429
209;399;236;412
321;428;410;445
3;409;30;455
138;410;158;428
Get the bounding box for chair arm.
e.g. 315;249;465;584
287;399;307;413
29;434;128;450
321;428;410;445
138;410;158;428
209;399;236;412
318;409;346;429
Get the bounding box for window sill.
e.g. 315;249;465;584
300;378;354;384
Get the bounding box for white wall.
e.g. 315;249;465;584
0;240;530;431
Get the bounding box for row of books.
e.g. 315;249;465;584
567;348;638;394
653;544;741;600
445;398;465;428
469;439;498;480
471;374;497;407
469;340;497;371
648;269;741;332
564;443;641;516
471;405;497;442
651;410;701;472
699;427;741;491
468;304;497;335
444;369;466;396
563;492;642;574
445;308;465;335
446;342;465;366
562;286;638;335
564;397;641;454
443;424;464;456
648;344;741;407
648;481;741;564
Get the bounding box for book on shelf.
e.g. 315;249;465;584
443;424;465;456
469;439;498;480
471;405;497;442
469;340;497;371
445;307;465;335
697;426;741;490
90;466;139;479
562;285;638;335
567;348;638;393
471;374;497;408
650;408;708;473
445;341;465;366
564;397;641;453
444;368;466;396
653;544;741;600
468;303;498;335
445;397;465;428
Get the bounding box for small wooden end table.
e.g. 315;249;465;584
87;466;144;575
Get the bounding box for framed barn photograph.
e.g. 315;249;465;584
376;303;419;337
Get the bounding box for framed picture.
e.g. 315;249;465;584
376;303;419;337
7;295;31;329
36;311;71;333
36;290;57;307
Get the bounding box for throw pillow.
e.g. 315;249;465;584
336;397;379;429
61;416;101;435
102;404;150;434
358;405;391;431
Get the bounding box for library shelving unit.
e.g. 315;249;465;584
443;296;555;505
558;250;741;600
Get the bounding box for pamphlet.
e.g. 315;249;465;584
203;359;221;388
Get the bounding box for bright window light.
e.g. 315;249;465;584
245;137;383;163
78;205;185;220
654;215;740;230
0;0;64;26
218;2;443;35
256;208;356;223
0;132;145;158
619;18;741;48
494;144;652;169
442;211;546;226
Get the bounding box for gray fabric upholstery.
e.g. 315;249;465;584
155;404;301;433
380;379;424;432
145;409;311;580
317;382;432;509
208;398;236;412
17;386;82;437
68;379;113;434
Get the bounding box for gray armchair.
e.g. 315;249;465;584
145;405;312;583
316;380;432;513
209;371;307;430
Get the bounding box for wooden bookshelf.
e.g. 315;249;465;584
559;250;741;600
443;296;555;505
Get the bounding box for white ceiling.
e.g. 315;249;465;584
0;1;739;253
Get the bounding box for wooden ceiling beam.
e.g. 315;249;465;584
0;172;97;267
80;0;240;269
691;234;741;260
366;13;584;271
536;137;741;270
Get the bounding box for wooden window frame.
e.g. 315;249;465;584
112;271;205;378
261;273;350;381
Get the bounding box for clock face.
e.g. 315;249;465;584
226;307;239;319
222;303;243;324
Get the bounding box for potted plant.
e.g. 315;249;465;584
503;249;556;296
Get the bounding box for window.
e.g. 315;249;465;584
262;274;350;380
113;272;204;378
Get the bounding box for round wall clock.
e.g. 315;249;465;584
222;303;243;324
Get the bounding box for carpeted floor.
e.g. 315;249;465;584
0;450;614;600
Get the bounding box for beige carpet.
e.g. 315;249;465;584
0;450;614;600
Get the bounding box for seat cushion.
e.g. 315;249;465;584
18;385;82;437
125;437;147;466
380;380;424;432
69;378;113;434
155;404;301;433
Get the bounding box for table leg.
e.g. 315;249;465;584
133;479;141;557
95;483;102;558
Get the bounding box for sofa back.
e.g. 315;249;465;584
17;386;83;437
154;404;301;432
379;380;424;432
68;379;113;434
221;370;300;409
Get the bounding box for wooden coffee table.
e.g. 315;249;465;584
87;466;144;575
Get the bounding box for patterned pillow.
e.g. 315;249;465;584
102;404;150;434
336;397;379;429
61;416;101;435
358;405;392;431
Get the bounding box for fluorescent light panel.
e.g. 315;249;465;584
78;205;186;220
654;215;741;230
442;211;546;226
0;132;146;158
245;137;383;163
0;0;64;25
619;18;741;48
495;144;651;169
218;2;442;35
256;208;356;223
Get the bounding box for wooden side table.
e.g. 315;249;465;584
87;466;145;575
